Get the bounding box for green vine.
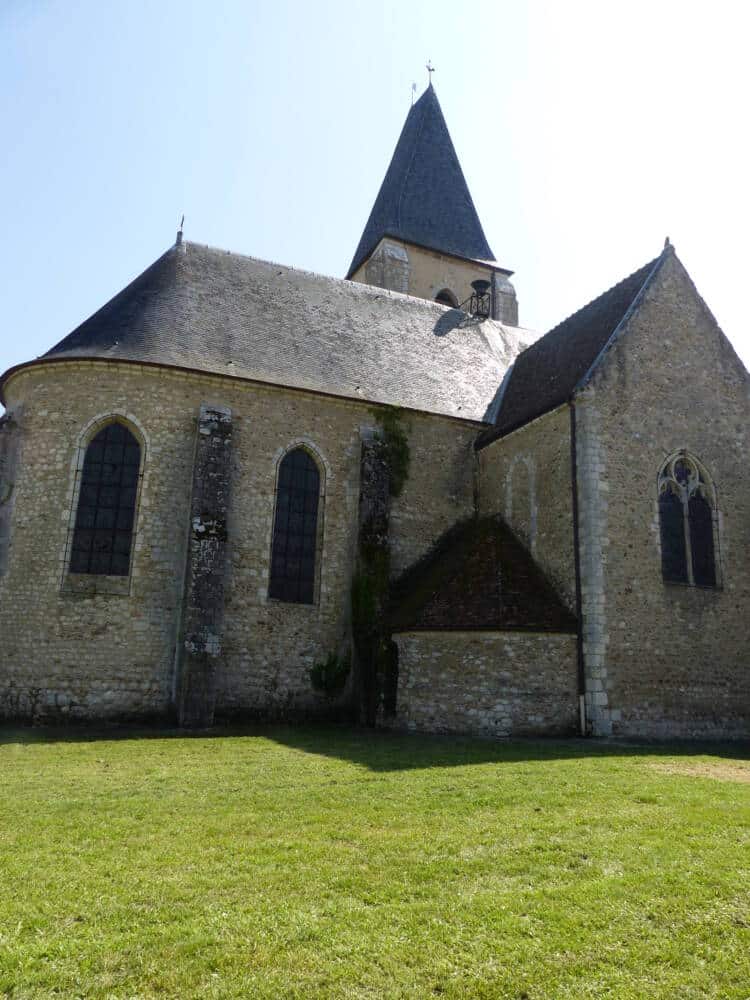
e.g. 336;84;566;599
349;407;409;723
310;651;351;696
372;407;410;498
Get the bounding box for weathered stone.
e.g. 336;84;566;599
177;403;233;728
392;631;578;738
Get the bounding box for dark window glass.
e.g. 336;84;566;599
435;289;458;308
70;423;140;576
269;448;320;604
689;494;716;587
659;490;688;583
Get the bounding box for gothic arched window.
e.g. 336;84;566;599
70;422;141;576
658;453;717;587
269;447;321;604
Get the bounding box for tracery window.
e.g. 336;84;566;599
658;453;717;587
269;447;321;604
70;422;141;576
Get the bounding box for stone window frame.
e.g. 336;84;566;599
265;437;329;608
656;449;722;589
60;411;149;598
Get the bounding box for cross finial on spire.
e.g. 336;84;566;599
426;60;435;85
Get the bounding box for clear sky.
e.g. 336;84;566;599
2;0;748;382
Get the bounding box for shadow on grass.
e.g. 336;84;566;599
0;721;747;771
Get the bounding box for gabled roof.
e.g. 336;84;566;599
347;85;496;278
480;249;666;442
390;516;576;633
2;241;527;422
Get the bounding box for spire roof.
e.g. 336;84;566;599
346;85;496;278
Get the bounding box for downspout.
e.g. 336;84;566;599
569;399;587;736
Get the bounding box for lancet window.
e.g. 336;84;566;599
269;447;321;604
70;422;141;576
658;452;717;587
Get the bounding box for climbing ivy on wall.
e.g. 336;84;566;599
351;406;410;724
310;651;351;696
372;406;410;498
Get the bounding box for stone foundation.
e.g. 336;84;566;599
393;630;579;738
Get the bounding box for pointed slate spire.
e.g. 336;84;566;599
347;85;496;278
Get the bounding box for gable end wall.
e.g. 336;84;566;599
578;252;750;738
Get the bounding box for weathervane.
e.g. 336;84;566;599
426;60;435;84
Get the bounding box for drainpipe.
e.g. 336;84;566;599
569;400;587;736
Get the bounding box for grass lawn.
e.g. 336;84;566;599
0;726;748;999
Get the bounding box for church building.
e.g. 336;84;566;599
0;85;747;738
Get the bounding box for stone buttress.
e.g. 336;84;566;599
177;403;233;727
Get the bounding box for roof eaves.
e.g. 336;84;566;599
0;354;492;424
475;399;569;451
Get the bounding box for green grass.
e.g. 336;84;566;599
0;726;748;999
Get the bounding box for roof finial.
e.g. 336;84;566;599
411;81;417;106
664;235;671;249
176;214;184;246
426;60;435;86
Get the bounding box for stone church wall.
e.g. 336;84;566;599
477;406;576;610
393;630;578;737
577;252;750;738
0;362;476;722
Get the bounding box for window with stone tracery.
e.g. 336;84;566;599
658;452;717;587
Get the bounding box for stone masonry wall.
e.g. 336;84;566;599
0;362;477;722
478;406;576;610
352;240;519;325
393;631;579;738
178;403;233;727
578;251;750;738
0;409;23;578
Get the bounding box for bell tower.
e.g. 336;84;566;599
347;84;518;325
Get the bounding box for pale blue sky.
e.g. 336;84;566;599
2;0;748;380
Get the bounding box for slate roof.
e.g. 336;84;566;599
390;516;576;633
347;85;497;278
480;250;666;442
2;241;528;422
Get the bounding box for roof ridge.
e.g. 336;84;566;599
395;88;430;234
574;250;667;391
182;240;515;320
483;248;668;441
537;251;663;347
